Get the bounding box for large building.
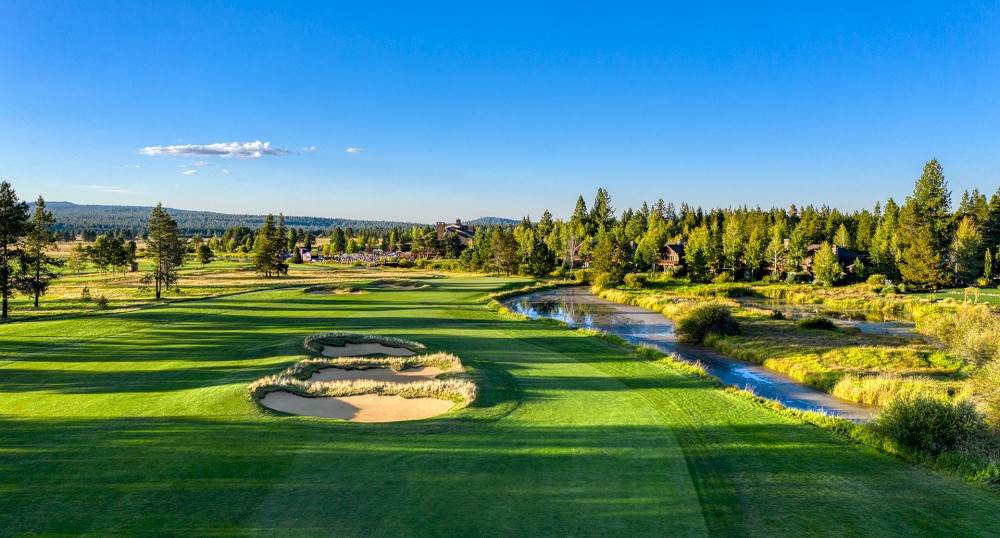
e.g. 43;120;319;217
436;219;476;246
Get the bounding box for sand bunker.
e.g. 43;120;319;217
309;366;443;383
306;288;363;295
321;343;416;357
376;284;422;289
260;392;454;422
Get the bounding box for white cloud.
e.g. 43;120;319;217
345;147;365;153
302;145;317;151
190;160;212;166
139;141;288;159
133;164;144;169
182;170;198;175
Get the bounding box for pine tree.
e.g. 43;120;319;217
253;215;281;277
985;248;994;282
18;196;64;307
811;242;842;286
871;198;901;279
899;229;949;289
0;181;30;319
590;188;614;232
951;216;983;284
147;203;184;299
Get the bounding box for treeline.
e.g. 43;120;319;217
457;159;1000;289
32;201;423;237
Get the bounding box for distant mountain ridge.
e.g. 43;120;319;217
32;201;426;234
464;216;519;227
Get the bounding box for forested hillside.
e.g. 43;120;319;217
31;201;424;236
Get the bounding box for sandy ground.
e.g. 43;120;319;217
259;392;454;421
309;366;443;383
321;343;416;357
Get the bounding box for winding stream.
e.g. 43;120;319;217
504;287;876;421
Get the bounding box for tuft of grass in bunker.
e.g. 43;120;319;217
367;278;429;289
303;284;365;295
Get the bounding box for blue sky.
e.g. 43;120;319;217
2;2;998;222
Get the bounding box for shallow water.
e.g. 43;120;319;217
736;299;917;338
504;287;874;421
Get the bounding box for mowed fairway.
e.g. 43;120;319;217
2;277;999;536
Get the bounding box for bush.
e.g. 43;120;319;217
768;310;785;320
623;273;647;289
590;272;614;290
867;274;887;286
873;396;987;456
674;303;740;343
397;259;414;268
798;316;836;330
713;271;734;284
573;269;591;284
785;272;804;284
95;295;109;309
761;275;772;284
80;286;91;302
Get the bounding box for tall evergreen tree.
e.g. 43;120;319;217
899;228;949;289
870;198;901;279
590;188;614;232
18;197;63;307
812;242;842;286
146;203;184;299
951;216;983;284
0;181;30;319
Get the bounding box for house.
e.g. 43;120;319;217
299;248;312;262
656;242;686;269
436;219;476;246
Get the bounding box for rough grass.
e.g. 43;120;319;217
3;276;1000;535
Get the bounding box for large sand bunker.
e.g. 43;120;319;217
321;343;416;357
260;392;454;422
309;366;443;383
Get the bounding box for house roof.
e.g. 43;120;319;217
661;242;685;257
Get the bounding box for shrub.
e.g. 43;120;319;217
590;272;614;290
623;273;647;289
95;295;109;309
397;259;414;268
80;286;91;302
673;303;740;343
797;316;836;330
713;271;734;284
873;396;987;456
785;272;804;284
768;310;785;320
573;269;591;284
866;274;887;286
761;275;772;284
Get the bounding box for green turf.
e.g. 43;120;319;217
2;277;999;535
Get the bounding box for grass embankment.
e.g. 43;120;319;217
3;276;1000;534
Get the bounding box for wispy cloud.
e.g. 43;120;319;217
87;185;130;193
182;170;198;175
140;141;288;159
302;145;317;151
346;147;365;153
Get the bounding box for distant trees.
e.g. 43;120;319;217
0;181;30;319
147;203;184;298
18;197;64;306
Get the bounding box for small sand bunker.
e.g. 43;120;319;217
322;343;416;357
260;392;454;422
309;366;443;383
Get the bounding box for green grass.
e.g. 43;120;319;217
2;276;1000;535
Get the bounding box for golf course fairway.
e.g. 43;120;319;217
2;277;998;536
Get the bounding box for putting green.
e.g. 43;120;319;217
1;277;998;535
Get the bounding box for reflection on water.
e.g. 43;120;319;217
736;299;917;338
504;286;874;421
